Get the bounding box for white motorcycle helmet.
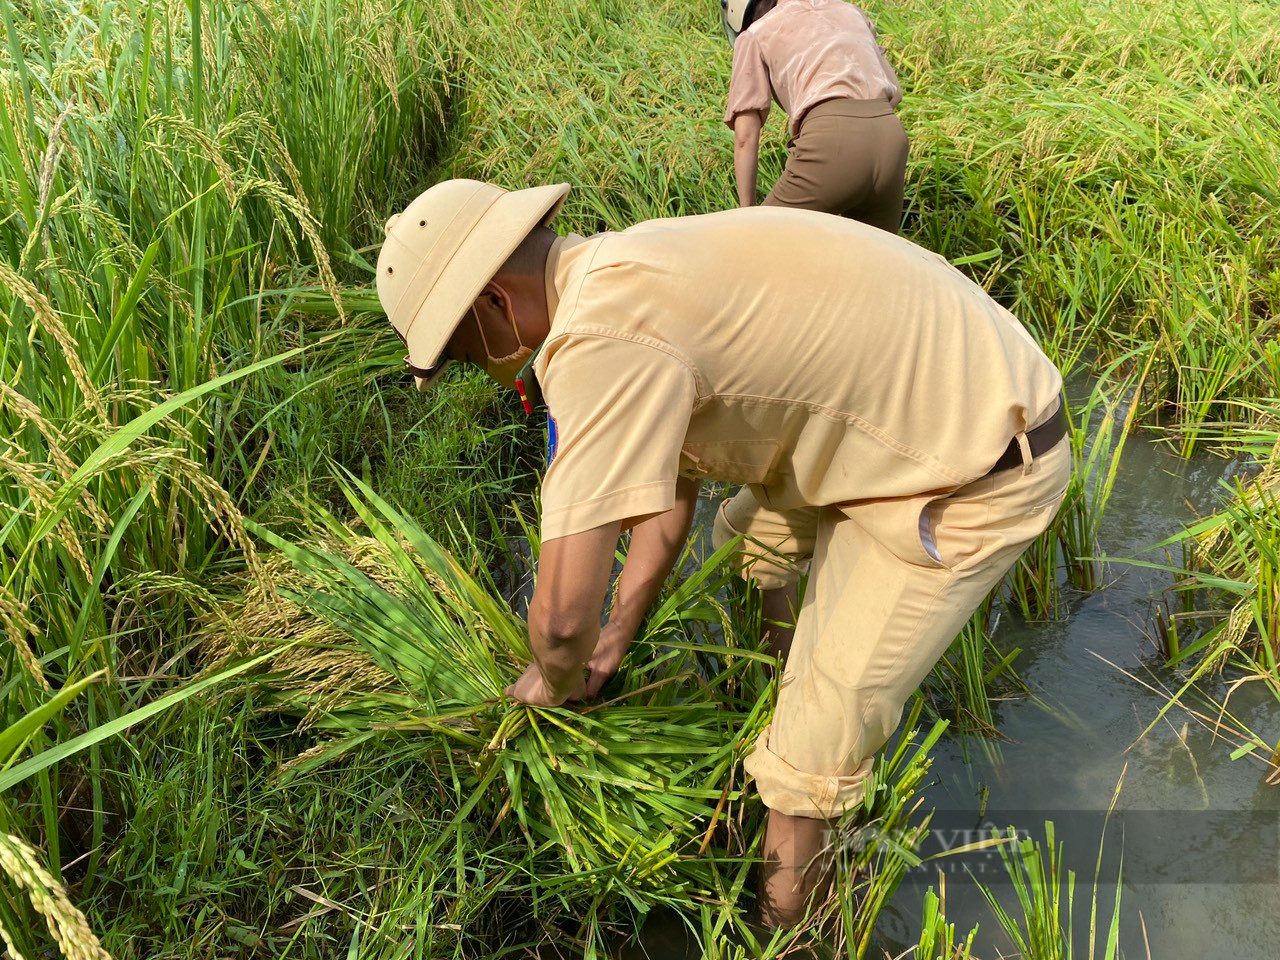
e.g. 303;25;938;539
721;0;773;46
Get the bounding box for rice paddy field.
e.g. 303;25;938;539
2;0;1279;956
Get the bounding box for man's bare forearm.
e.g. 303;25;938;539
526;522;621;697
521;482;698;701
529;623;598;696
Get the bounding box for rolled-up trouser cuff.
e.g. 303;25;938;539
744;724;874;819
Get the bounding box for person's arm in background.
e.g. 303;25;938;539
581;476;701;696
724;30;772;207
733;111;764;207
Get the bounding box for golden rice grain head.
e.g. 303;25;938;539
238;177;345;324
0;582;48;691
144;115;240;206
0;833;113;960
0;381;102;514
229;114;308;216
0;260;103;418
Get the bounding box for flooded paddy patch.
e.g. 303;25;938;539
881;427;1280;959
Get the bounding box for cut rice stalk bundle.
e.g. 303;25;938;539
204;476;961;948
195;481;966;950
231;475;770;907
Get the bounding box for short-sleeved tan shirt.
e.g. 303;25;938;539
724;0;902;138
534;207;1063;543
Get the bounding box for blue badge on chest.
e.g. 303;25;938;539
546;414;558;465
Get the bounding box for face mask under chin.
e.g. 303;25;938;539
486;346;533;390
474;300;532;390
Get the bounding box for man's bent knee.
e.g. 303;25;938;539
712;496;813;591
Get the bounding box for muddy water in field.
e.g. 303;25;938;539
874;433;1280;959
633;424;1280;958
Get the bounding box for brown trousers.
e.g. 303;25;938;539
762;98;909;234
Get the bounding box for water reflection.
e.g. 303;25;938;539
890;434;1280;959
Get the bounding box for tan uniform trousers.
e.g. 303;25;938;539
762;98;909;234
712;437;1072;819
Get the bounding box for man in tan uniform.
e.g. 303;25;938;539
377;179;1071;926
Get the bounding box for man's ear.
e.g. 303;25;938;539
478;280;515;318
473;279;524;353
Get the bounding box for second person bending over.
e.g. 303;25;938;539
722;0;909;233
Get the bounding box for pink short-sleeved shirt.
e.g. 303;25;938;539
724;0;903;137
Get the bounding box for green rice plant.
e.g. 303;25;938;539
1049;366;1145;599
978;820;1125;960
882;0;1280;450
0;660;278;959
0;675;105;960
984;824;1076;960
921;596;1026;742
912;882;979;960
216;0;457;255
218;476;767;950
1;0;457;526
1091;404;1280;772
1101;649;1280;783
1146;402;1280;675
437;0;740;228
0;628;296;958
980;774;1125;960
172;475;979;956
840;706;961;958
1166;475;1280;676
0;0;470;924
0;339;303;900
1140;247;1270;457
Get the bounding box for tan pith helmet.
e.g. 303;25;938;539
376;179;571;391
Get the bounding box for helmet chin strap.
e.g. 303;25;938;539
400;300;532;388
404;355;446;380
394;323;447;381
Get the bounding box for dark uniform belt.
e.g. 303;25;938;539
984;400;1069;478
